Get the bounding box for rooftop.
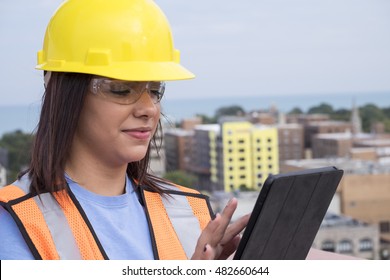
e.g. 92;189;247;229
283;158;390;174
321;212;369;228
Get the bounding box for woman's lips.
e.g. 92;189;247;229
122;129;151;140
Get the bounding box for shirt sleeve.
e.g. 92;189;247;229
0;205;35;260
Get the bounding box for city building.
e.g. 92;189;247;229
354;137;390;164
0;147;8;169
0;148;8;187
277;123;305;161
303;121;353;149
180;117;202;131
311;132;368;158
164;128;194;172
350;99;362;135
192;120;279;193
0;164;6;187
312;212;380;259
191;124;218;191
311;132;390;160
286;113;330;126
148;126;166;177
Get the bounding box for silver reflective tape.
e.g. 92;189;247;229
162;194;201;259
13;175;31;193
34;193;81;259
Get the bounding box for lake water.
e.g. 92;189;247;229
0;91;389;137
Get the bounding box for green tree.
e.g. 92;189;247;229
0;130;34;184
163;170;197;188
382;106;390;119
384;119;390;133
214;105;245;120
288;107;303;114
196;114;216;124
332;108;351;121
308;103;334;115
359;104;385;132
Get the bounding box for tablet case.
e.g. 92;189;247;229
233;166;344;260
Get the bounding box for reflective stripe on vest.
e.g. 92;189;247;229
137;184;212;260
0;181;212;260
0;181;106;259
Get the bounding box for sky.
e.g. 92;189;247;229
0;0;389;106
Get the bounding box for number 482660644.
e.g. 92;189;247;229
214;266;269;276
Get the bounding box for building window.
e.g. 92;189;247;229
321;240;335;252
229;176;234;180
239;157;245;161
267;138;271;143
380;221;390;233
240;175;246;179
338;239;353;253
229;166;233;171
238;139;245;144
257;182;262;188
267;147;272;152
257;148;261;152
239;149;245;153
359;238;373;252
228;140;232;145
257;173;262;178
228;149;233;153
239;166;245;170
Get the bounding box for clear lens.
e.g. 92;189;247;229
90;78;165;104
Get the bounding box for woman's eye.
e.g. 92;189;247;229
109;84;131;96
109;89;130;96
150;90;160;96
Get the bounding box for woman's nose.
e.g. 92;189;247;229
132;91;160;118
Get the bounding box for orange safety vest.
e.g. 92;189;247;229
0;178;213;260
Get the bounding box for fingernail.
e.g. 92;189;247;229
226;198;233;207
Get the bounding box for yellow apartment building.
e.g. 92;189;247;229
220;121;279;192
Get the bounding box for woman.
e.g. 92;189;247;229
0;0;249;260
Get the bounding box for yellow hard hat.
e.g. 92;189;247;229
36;0;194;81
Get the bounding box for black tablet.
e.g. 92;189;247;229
233;166;344;260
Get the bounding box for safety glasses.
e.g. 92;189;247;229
90;78;165;105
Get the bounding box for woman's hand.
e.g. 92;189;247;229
191;197;250;260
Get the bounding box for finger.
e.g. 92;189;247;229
220;213;250;245
198;198;238;248
219;198;238;226
210;198;238;243
218;235;241;260
191;243;217;260
191;213;222;258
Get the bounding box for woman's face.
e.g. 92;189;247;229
72;80;162;168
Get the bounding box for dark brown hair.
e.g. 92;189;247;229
21;72;166;195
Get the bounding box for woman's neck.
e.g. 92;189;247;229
65;156;128;197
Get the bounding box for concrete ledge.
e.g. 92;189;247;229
306;248;361;260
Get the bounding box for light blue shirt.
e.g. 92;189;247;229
0;175;154;260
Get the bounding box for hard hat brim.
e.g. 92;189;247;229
36;61;195;81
